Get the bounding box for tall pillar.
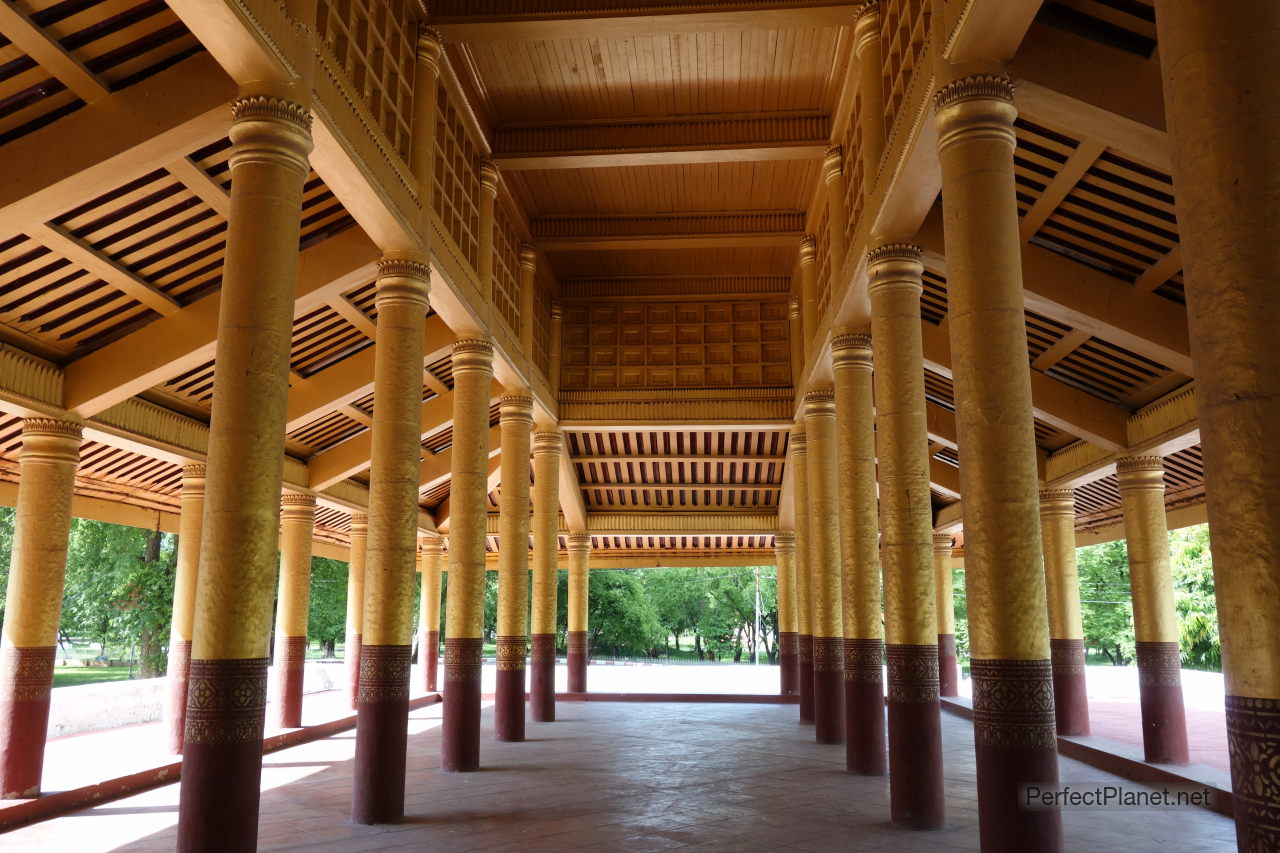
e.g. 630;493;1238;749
1039;490;1089;735
174;91;311;853
853;2;886;187
935;75;1061;851
421;535;443;692
343;512;368;709
804;389;844;744
352;259;431;823
774;532;799;696
832;333;886;775
822;147;849;276
442;339;494;771
519;245;536;358
477;162;499;305
1116;457;1189;763
790;428;814;723
867;243;944;828
165;463;206;753
549;301;564;392
273;493;315;729
787;296;804;387
799;237;819;361
530;430;562;721
1157;8;1280;844
495;394;533;742
0;418;81;799
567;533;590;693
933;534;959;698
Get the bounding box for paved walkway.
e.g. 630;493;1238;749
4;694;1237;852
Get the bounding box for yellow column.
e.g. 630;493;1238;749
567;533;590;693
804;388;844;744
774;531;799;696
420;534;444;693
519;245;537;358
343;512;368;709
867;242;943;828
352;258;431;822
409;27;441;197
176;89;312;853
790;427;814;723
0;418;81;799
165;462;205;753
441;338;494;771
853;2;886;189
477;162;500;307
935;74;1061;851
932;534;958;698
823;146;849;276
799;237;819;362
530;430;563;720
1039;490;1089;735
832;333;886;774
787;296;804;387
549;301;564;392
495;394;534;742
1116;457;1189;763
273;493;315;729
1156;7;1280;845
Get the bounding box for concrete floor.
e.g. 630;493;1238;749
4;696;1236;852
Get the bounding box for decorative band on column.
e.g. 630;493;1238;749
812;637;844;672
798;635;813;664
166;639;193;753
1225;695;1280;850
937;634;958;698
273;635;307;729
444;638;483;682
779;631;799;695
566;632;587;656
886;644;944;828
567;631;587;694
779;632;799;658
0;646;56;797
352;644;412;823
812;636;844;745
843;638;883;682
442;638;483;772
1049;638;1089;736
530;634;556;663
843;638;886;776
932;74;1016;111
798;634;814;723
2;645;56;702
495;636;527;743
496;636;528;670
1134;640;1189;764
530;633;557;722
358;645;411;703
185;658;269;744
970;658;1061;850
278;636;306;670
1135;641;1182;687
424;630;439;692
886;644;939;703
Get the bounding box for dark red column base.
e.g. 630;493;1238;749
494;635;527;742
1135;641;1190;764
886;644;944;829
0;645;55;799
971;657;1063;853
165;639;192;754
797;634;814;723
812;637;844;744
272;635;306;729
529;633;556;723
176;657;268;853
778;632;798;695
1225;694;1280;852
424;629;438;693
352;644;412;823
938;633;959;698
567;631;587;694
344;631;361;710
441;637;482;771
844;638;886;775
1049;638;1089;736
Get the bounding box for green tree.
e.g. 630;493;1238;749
1170;524;1219;670
1076;539;1135;666
584;570;662;656
308;557;348;658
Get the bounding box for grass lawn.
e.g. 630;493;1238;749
52;666;137;688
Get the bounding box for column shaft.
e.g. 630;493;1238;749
933;534;959;698
868;243;944;828
344;513;368;709
176;92;312;853
530;431;563;721
477;162;499;305
353;259;431;822
935;75;1061;852
833;333;886;775
549;302;564;392
1156;8;1280;843
273;494;315;729
0;418;81;799
441;339;495;771
799;238;819;364
421;536;443;692
1039;490;1089;735
567;534;590;693
791;428;815;723
774;532;799;696
1117;457;1189;763
495;395;534;742
853;3;886;188
518;245;536;357
165;463;205;753
804;389;844;744
823;147;849;276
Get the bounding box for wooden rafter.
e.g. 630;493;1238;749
0;3;109;103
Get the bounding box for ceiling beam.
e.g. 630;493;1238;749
0;3;109;103
919;321;1128;451
434;454;503;533
430;2;858;41
419;425;503;491
572;455;786;465
309;392;456;491
532;212;804;252
62;229;380;417
492;115;829;170
29;223;182;317
929;459;962;500
579;484;781;493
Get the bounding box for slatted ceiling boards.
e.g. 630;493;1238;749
426;353;456;391
420;478;451;507
464;28;842;125
290;304;372;378
922;366;1076;453
287;411;367;458
583;535;774;552
546;245;797;279
1024;309;1073;363
1073;443;1205;533
1013;117;1076;214
1037;0;1157;58
919;270;947;324
300;171;358;247
1033;420;1075;453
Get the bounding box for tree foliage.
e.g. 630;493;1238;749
308;557;348;657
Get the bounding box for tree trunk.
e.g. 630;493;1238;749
136;529;165;678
